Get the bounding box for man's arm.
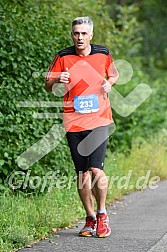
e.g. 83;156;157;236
105;52;119;89
102;73;119;93
45;78;60;92
108;74;119;86
45;68;70;92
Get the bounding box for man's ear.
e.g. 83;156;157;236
90;32;94;40
71;32;74;41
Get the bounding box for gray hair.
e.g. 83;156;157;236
72;16;93;34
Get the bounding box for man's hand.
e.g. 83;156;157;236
58;68;71;84
102;79;111;93
45;68;71;92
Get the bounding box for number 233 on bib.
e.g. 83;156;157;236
74;94;99;113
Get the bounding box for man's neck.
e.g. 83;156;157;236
75;44;91;56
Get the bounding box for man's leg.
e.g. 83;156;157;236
77;170;96;217
77;170;97;236
90;167;108;211
66;131;96;236
86;126;111;238
87;126;109;212
90;167;111;238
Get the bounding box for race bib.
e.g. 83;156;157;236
74;94;99;113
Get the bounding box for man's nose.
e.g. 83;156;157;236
78;33;83;39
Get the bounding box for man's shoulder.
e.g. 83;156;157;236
58;46;76;57
57;44;110;57
91;44;110;56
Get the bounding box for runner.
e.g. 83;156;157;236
45;16;118;238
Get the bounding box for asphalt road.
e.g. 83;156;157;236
18;180;167;252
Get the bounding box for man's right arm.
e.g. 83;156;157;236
45;77;60;92
45;68;70;92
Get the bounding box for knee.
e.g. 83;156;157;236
77;171;91;188
77;171;89;180
89;167;108;188
89;167;103;177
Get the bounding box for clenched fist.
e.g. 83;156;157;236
58;68;71;84
102;79;111;93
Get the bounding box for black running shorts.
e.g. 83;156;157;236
66;126;109;174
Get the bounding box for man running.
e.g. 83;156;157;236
45;16;118;238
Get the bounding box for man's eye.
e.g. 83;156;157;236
73;32;87;36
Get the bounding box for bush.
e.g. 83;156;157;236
0;0;74;192
1;0;166;192
0;0;143;192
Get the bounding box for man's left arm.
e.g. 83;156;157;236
102;53;119;93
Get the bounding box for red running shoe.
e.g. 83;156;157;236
79;216;96;237
96;213;111;238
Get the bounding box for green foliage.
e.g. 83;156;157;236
109;4;142;62
0;185;84;251
106;132;167;199
0;0;166;193
0;0;74;192
109;68;167;152
0;0;143;192
138;0;167;68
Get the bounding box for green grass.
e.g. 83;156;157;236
0;133;167;252
106;132;167;201
0;187;85;252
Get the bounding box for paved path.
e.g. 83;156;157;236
19;180;167;252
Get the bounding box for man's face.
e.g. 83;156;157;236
71;24;93;51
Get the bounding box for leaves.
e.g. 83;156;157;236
0;0;73;192
0;0;166;193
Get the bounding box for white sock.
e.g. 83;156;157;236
97;208;106;214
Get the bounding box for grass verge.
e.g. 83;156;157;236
106;132;167;201
0;133;167;252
